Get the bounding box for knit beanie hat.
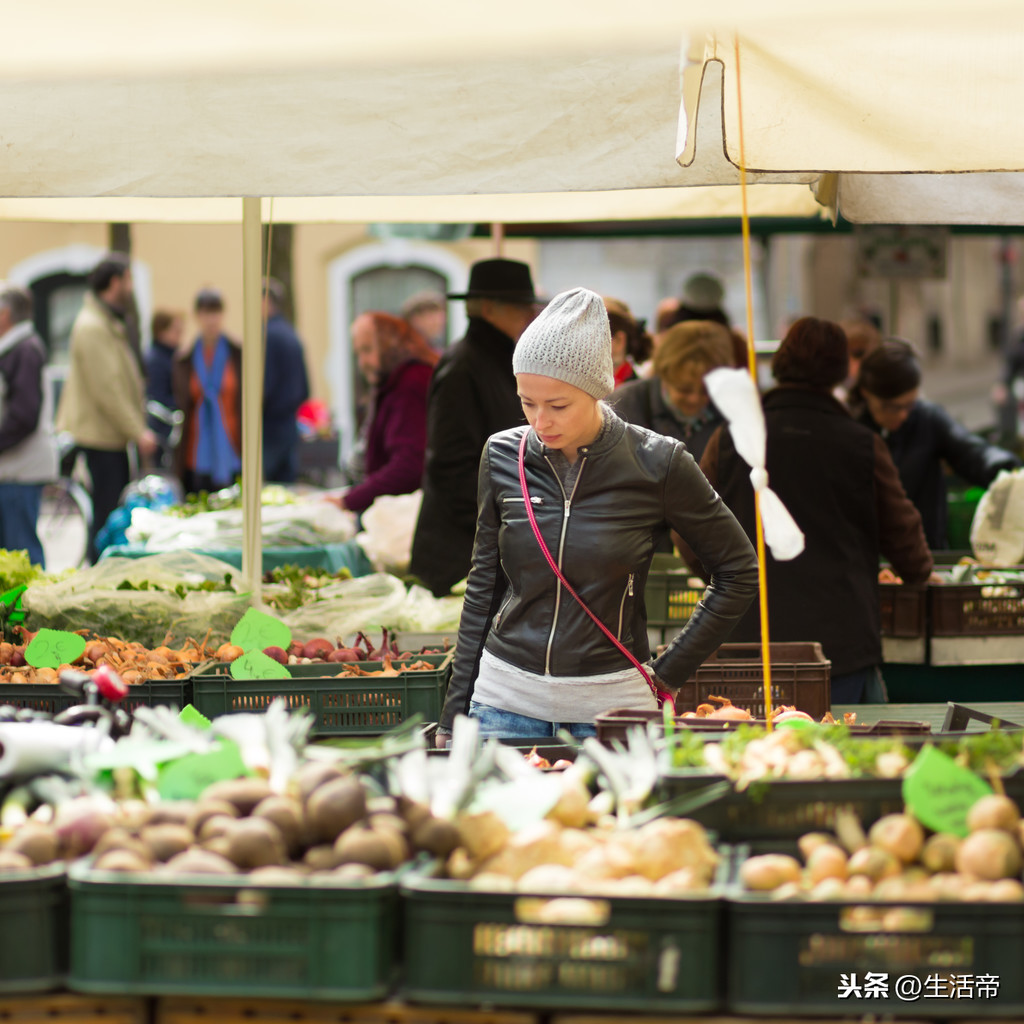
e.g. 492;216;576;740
512;287;614;399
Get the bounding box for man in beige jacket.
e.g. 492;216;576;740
57;253;157;562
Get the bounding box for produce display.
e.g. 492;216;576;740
22;552;250;650
739;794;1024;903
0;629;213;685
211;627;450;667
664;720;1024;786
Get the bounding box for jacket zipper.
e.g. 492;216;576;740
502;496;543;504
542;454;587;674
617;572;635;641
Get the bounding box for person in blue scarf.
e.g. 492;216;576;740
172;288;242;494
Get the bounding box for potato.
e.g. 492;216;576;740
868;814;924;864
956;829;1022;881
806;844;848;884
739;854;801;892
967;795;1021;834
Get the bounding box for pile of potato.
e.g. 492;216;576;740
444;777;719;900
0;764;459;881
740;794;1024;902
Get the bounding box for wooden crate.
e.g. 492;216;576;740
157;998;538;1024
0;995;148;1023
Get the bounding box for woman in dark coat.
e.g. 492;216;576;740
849;340;1021;549
691;318;934;704
610;319;733;463
333;312;438;514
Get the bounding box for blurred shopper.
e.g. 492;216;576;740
57;252;157;562
262;278;310;484
850;339;1021;549
146;309;184;448
690;317;934;703
604;297;651;388
668;272;731;329
401;290;447;350
329;313;438;514
837;317;882;402
173;288;242;495
410;259;542;596
610;320;732;462
0;284;58;566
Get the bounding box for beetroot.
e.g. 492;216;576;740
302;638;334;661
263;646;289;665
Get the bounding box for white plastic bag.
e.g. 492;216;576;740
971;469;1024;566
355;491;423;574
279;572;410;641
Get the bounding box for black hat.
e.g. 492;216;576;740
447;258;542;304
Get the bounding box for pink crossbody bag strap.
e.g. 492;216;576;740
517;430;674;711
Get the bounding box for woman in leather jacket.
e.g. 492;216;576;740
850;340;1021;549
436;288;758;744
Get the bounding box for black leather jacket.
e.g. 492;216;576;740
439;409;758;730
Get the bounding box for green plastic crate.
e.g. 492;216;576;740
644;554;705;629
189;652;453;735
946;486;985;550
726;843;1024;1017
67;863;397;999
400;876;721;1012
0;864;67;993
0;678;191;716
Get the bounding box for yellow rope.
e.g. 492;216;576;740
734;36;774;726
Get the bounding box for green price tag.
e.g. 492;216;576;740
902;744;993;837
775;719;816;731
230;607;292;653
157;739;251;801
25;628;86;668
230;649;293;681
178;704;213;730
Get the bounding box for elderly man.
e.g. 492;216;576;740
57;253;157;562
410;258;542;596
0;284;58;565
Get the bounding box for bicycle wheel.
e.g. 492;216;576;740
37;479;93;570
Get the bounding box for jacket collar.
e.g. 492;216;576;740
764;383;852;417
525;402;626;459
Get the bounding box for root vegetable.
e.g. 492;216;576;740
215;643;244;662
848;846;901;882
921;833;961;874
966;794;1021;834
706;695;752;721
986;879;1024;901
798;832;837;861
740;853;801;891
955;829;1022;881
305;777;367;843
301;638;334;661
806;844;848;884
0;850;33;871
262;646;289;665
868;814;925;864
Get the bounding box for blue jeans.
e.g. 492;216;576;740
468;700;597;740
0;483;44;567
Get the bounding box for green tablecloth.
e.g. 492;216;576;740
99;541;373;576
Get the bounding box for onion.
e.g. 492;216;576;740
773;710;814;723
739;853;801;892
55;797;116;857
966;794;1021;834
956;829;1022;881
216;643;244;662
868;814;925;864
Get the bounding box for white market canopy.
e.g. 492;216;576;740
2;1;1023;224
